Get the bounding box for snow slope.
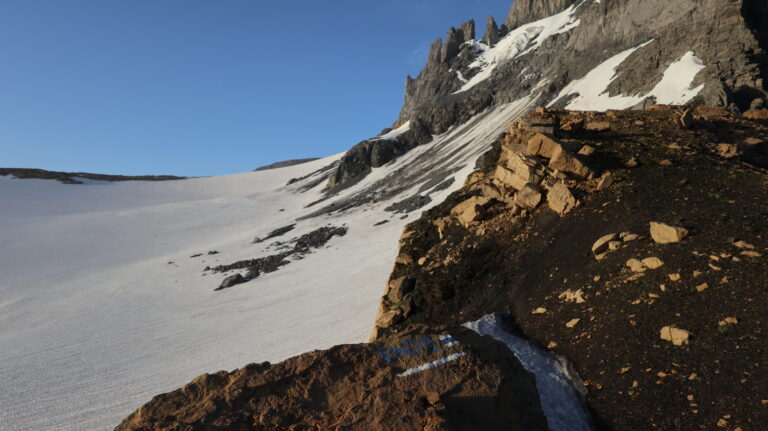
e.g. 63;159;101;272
0;97;536;430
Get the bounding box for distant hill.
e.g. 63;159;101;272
253;158;320;171
0;168;185;184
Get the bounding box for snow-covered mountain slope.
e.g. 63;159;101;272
0;98;535;430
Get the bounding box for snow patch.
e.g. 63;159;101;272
550;42;707;111
373;121;410;141
465;314;593;431
455;3;582;93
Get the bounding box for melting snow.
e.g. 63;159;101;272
465;314;593;431
456;3;582;93
550;42;706;111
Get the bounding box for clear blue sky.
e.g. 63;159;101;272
1;0;511;176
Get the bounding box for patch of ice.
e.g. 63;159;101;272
465;314;593;431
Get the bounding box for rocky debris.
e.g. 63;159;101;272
116;324;553;431
215;274;247;291
660;326;691;346
650;222;689;244
213;226;348;290
515;183;542;209
744;109;768;120
384;194;432;214
387;277;415;304
253;224;296;244
626;257;665;272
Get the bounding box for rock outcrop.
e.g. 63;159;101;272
116;323;555;431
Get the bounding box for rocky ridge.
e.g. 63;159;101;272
373;105;768;430
327;0;768;191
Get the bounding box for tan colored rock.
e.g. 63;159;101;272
675;109;695;129
451;196;491;228
434;217;452;240
585;121;611;132
668;273;681;281
559;289;586;304
596;171;614;190
532;307;547;315
526;133;562;158
626;259;646;272
660;326;691;346
608;241;623;251
375;309;402;329
592;233;618;258
650;222;688;244
418;257;427;266
479;181;503;200
641;257;664;269
547;182;578;216
741;250;762;258
387;277;415;303
695;283;709;292
625;157;639;168
464;171;485;186
515;183;542;210
494;166;527;191
733;240;755;249
549;146;592;179
395;254;414;266
622;233;639;242
566;318;581;328
716;143;739;158
398;230;414;248
578;145;596;156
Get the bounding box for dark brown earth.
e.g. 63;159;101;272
0;168;184;184
115;325;551;431
376;107;768;431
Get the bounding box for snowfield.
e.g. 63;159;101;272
0;98;537;430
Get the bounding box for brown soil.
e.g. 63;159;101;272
115;326;550;431
382;107;768;431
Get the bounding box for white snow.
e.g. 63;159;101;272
549;42;707;111
372;121;410;141
455;3;582;93
465;314;592;431
0;96;538;430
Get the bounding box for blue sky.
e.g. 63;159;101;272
1;0;510;176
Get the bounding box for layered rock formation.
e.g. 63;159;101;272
328;0;768;191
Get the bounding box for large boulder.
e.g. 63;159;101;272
649;222;689;244
547;182;578;216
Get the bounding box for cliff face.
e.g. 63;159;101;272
329;0;768;191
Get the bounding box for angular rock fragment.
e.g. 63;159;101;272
547;182;577;216
650;222;688;244
660;326;691;346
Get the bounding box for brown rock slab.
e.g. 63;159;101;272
649;222;689;244
515;183;543;210
526;133;562;158
592;233;618;258
115;326;552;431
585;121;611;132
548;146;592;179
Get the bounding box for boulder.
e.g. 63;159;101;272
526;133;562;158
596;172;613;190
506;154;542;182
660;326;691;346
515;183;542;210
375;309;403;329
495;166;528;191
547;182;578;216
626;258;647;273
395;254;414;266
649;222;689;244
641;257;664;269
548;146;592;179
451;196;492;228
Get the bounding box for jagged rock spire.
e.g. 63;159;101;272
504;0;578;31
483;16;500;47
